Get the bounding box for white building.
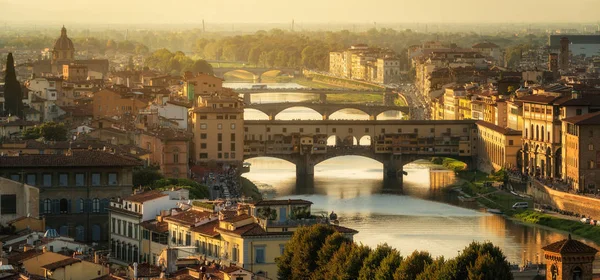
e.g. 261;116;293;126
148;100;191;129
108;190;185;265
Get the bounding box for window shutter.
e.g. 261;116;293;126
52;199;59;214
75;199;81;213
85;199;92;213
39;200;44;215
67;199;72;214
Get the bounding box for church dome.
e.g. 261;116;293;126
53;26;74;51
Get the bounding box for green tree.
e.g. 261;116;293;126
373;249;402;280
315;232;351;268
3;53;24;117
415;257;452;280
277;224;336;280
22;127;41;140
152;178;209;199
358;244;394;280
453;242;513;280
191;59;214;75
394;250;433;280
321;242;371;280
25;122;68;141
133;166;164;187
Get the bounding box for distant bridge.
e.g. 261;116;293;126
245;102;409;120
243;119;478;182
212;67;298;81
238;89;397;106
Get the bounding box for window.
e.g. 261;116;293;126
218;143;222;151
300;128;304;133
43;174;52;187
218;153;222;159
576;109;582;115
231;143;236;151
348;128;353;133
217;123;222;130
590;160;596;169
414;128;419;133
26;174;36;186
59;199;69;214
255;247;265;263
316;128;320;133
201;143;207;149
91;173;101;186
231;152;236;159
0;195;17;214
430;128;435;133
232;245;239;262
112;218;116;233
128;222;133;238
332;128;336;133
589;144;594;151
185;232;191;246
108;173;118;185
509;140;514;145
178;232;183;245
173;153;179;163
231;133;235;142
279;244;285;255
200;133;207;139
283;128;287;133
200;115;207;119
200;123;207;129
218;133;223;142
44;199;52;214
266;127;271;132
92;198;100;213
9;174;19;182
230;123;236;129
200;153;208;158
75;173;85;186
79;199;84;213
381;128;386;133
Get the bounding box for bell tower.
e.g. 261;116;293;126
542;234;597;280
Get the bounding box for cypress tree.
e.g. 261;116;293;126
3;53;24;117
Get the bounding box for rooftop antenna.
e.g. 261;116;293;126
292;19;295;32
202;19;205;32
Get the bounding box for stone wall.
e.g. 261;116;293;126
528;181;600;218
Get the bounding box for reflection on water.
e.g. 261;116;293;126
224;82;305;89
243;156;600;266
240;88;599;267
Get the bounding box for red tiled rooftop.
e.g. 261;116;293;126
41;258;81;270
0;150;142;167
164;210;214;226
562;111;600;125
542;235;598;254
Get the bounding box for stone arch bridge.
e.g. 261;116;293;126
212;67;297;82
243;119;478;184
245;102;409;120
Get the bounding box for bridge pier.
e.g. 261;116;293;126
243;93;251;105
383;154;404;186
296;154;315;178
253;74;262;83
319;93;327;103
369;115;377;120
322;114;329;120
384;91;397;106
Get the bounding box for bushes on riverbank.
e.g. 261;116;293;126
277;224;514;280
515;211;600;244
240;177;263;201
431;157;467;172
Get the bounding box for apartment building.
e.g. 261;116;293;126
476;121;522;172
329;44;401;83
562;112;600;192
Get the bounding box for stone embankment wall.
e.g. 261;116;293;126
529;181;600;218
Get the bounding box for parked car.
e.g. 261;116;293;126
512;202;529;209
581;217;591;224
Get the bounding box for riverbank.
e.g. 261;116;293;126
452;169;600;245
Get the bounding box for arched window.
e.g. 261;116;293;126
92;198;100;213
78;198;84;213
541;126;545;141
59;225;69;236
531;124;534;139
44;199;52;214
572;266;582;280
172;147;180;163
536;125;539;140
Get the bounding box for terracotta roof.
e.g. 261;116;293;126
6;250;43;265
128;263;162;277
124;190;167;203
476;121;522;136
139;219;169;233
42;258;81;270
0;150;142;167
559;95;600;106
164;210;214;226
562;111;600;125
190;219;220;237
542;235;598;254
223;214;253;223
221;265;247;274
166;100;193;108
517;94;563;104
331;224;359;234
251;199;313;207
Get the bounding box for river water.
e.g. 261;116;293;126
232;86;599;266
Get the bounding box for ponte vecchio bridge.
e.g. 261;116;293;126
243;119;478;184
246;102;409;120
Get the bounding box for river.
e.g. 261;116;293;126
229;84;599;267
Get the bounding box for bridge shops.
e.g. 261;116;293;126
242;120;478;182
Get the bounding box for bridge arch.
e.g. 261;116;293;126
329;108;371;120
244;108;270;120
274;106;322;120
376;110;405;120
359;135;372;146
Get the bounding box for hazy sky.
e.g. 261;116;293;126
1;0;599;24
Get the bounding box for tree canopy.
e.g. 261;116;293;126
277;225;513;280
152;178;210;199
3;53;24;117
22;122;68;141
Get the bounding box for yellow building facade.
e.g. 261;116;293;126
476;121;522;172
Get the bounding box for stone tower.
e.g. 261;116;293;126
548;53;558;80
559;37;570;71
542;234;597;280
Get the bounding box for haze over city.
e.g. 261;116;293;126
2;0;600;24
